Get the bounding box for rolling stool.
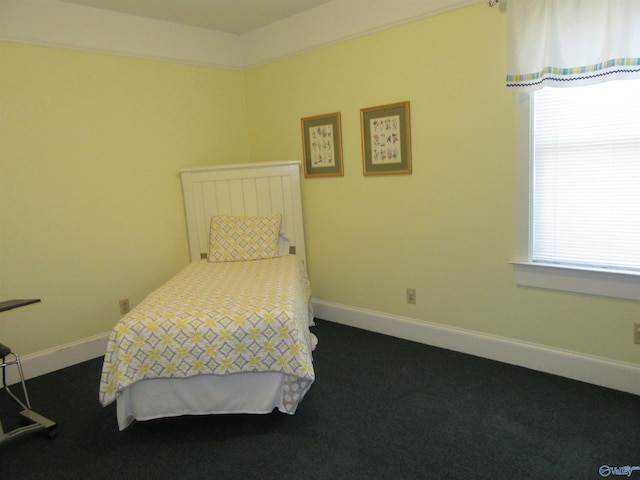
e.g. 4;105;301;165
0;300;57;446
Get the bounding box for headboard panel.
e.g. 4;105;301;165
180;161;306;263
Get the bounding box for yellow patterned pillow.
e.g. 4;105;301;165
208;214;282;262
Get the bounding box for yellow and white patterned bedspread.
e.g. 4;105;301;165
99;255;314;414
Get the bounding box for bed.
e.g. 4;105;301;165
99;161;315;430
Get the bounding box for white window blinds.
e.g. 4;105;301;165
531;80;640;272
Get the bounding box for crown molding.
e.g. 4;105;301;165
0;0;481;70
242;0;481;68
0;0;245;69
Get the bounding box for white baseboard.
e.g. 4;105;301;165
6;301;639;397
312;299;640;396
4;332;109;386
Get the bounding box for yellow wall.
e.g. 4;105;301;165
245;4;640;364
0;43;249;353
1;3;638;367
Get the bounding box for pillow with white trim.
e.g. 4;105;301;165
208;214;282;262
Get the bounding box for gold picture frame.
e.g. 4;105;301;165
360;101;412;176
301;112;344;178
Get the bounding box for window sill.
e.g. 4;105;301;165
510;261;640;301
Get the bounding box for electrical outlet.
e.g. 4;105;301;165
119;298;130;315
634;323;640;345
406;288;416;305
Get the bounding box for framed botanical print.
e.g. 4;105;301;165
301;112;344;178
360;101;412;176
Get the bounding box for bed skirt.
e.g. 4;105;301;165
116;371;291;430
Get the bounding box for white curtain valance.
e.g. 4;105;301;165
506;0;640;92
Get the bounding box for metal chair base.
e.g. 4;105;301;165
1;345;57;446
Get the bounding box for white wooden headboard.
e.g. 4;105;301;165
180;161;306;263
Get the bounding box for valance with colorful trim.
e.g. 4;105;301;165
502;0;640;92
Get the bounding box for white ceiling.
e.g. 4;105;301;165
58;0;333;35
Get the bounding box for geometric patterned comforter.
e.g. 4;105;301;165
99;255;315;414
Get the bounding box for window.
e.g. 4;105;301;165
513;80;640;300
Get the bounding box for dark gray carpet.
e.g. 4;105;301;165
1;319;639;479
